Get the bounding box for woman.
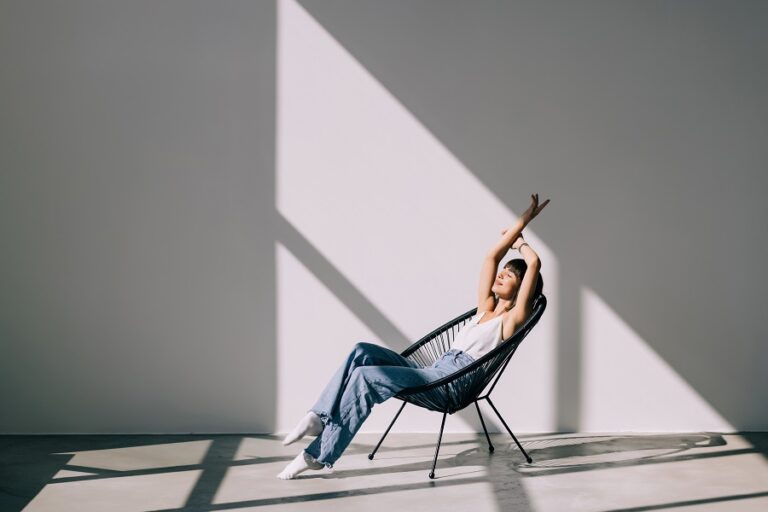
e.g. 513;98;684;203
277;193;550;479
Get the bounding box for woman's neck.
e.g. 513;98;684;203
494;295;516;314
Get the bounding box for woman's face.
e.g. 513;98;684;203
492;266;519;299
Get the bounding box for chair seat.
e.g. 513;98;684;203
395;294;547;413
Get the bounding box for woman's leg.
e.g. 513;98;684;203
282;342;418;446
302;351;472;470
309;342;420;426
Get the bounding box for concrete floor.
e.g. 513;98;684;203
1;432;767;512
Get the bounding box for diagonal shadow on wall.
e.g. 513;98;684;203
292;0;768;432
274;212;500;435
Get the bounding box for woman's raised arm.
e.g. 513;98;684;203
478;194;549;314
485;219;526;262
513;239;541;320
485;194;550;261
477;219;525;311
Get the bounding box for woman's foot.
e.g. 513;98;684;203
282;412;324;446
276;451;324;480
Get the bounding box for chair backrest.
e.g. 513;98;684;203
397;294;548;413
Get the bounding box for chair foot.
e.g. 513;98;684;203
474;401;495;453
485;397;532;463
369;401;407;461
429;412;448;479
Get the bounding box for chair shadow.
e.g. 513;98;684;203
300;432;734;480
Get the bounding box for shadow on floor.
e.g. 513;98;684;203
1;432;764;512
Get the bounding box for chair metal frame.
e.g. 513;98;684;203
367;294;547;479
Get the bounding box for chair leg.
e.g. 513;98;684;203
429;412;448;479
486;397;532;463
368;401;407;460
474;401;494;453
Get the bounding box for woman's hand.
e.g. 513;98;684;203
521;193;550;225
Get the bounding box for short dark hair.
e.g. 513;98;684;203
503;258;544;303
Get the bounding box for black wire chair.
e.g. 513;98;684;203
367;294;547;479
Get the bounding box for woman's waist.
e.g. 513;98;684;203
440;348;475;363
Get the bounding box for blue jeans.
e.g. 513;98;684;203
304;342;475;468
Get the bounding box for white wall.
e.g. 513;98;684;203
2;0;766;433
0;0;277;433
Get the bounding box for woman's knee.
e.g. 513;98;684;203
349;367;397;403
352;341;376;354
349;365;379;384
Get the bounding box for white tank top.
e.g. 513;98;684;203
451;310;504;361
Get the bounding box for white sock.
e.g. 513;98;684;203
282;411;324;446
276;451;325;480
